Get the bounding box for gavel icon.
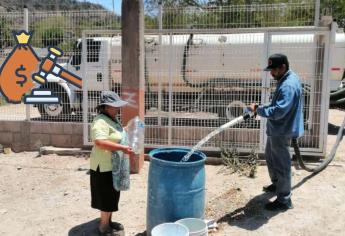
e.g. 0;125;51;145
32;47;82;89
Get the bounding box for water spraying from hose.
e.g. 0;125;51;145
181;112;254;162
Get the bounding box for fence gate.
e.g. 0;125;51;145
263;28;332;156
82;26;332;157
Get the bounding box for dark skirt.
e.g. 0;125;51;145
90;167;120;212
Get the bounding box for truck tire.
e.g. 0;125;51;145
38;83;71;120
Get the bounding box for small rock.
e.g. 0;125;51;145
77;167;88;171
63;192;69;196
332;184;336;188
17;166;22;170
0;209;7;214
3;147;12;154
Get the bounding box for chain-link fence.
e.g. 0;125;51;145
0;2;319;122
0;2;337;156
146;3;316;29
0;11;25;120
142;28;332;154
0;9;120;122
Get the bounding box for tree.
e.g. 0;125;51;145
0;18;12;49
144;0;345;29
322;0;345;28
33;16;66;48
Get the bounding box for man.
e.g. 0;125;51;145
250;53;304;211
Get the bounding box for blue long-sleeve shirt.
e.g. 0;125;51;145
256;70;304;138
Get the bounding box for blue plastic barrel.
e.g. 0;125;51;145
146;148;206;236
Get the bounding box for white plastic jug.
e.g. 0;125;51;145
126;116;145;154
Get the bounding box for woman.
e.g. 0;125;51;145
90;91;134;235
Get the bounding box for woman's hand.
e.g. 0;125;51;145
121;145;135;155
123;125;128;132
94;140;134;155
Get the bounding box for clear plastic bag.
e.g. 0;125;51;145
127;116;145;154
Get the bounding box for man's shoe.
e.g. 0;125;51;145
262;184;276;193
265;199;293;211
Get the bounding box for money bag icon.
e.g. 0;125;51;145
0;31;40;103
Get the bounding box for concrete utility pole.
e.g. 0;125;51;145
121;0;145;173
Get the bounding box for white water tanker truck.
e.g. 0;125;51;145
37;30;345;121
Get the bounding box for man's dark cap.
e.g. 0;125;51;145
264;53;289;71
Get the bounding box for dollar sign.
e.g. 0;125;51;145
15;65;27;87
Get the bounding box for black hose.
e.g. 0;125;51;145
330;87;345;100
181;34;210;88
292;115;345;173
181;34;244;89
330;97;345;105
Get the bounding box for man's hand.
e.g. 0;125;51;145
249;103;258;112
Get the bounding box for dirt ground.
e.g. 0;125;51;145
0;109;345;236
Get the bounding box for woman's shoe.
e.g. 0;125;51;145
98;227;114;236
109;221;124;231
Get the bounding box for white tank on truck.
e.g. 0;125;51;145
37;30;345;120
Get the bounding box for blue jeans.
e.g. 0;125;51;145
265;136;292;203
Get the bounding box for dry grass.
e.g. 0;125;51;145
218;147;259;178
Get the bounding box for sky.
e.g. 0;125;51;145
80;0;121;15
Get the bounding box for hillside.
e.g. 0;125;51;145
0;0;105;11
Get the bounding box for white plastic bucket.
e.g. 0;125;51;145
176;218;208;236
151;223;189;236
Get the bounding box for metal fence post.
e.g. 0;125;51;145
168;33;173;146
24;6;30;121
260;31;271;152
158;1;163;126
82;31;88;145
314;0;320;26
320;21;337;156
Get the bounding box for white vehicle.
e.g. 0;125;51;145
37;30;345;120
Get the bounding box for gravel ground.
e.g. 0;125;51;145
0;109;344;236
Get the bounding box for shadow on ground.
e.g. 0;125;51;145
68;218;99;236
217;192;285;231
68;218;125;236
134;231;146;236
